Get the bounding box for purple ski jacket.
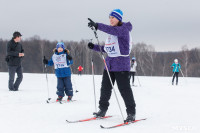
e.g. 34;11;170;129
93;22;132;72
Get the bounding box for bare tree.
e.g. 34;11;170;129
0;37;200;77
181;45;189;77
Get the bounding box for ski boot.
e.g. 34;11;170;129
67;96;72;102
93;110;107;118
56;96;63;102
124;114;135;123
13;88;18;91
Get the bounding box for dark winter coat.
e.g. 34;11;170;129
6;39;24;66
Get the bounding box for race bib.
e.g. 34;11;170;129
104;32;132;57
52;54;69;69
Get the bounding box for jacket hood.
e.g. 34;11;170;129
122;22;132;32
53;48;70;54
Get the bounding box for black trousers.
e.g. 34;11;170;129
99;70;136;115
172;72;179;83
78;71;82;75
8;65;23;90
130;72;136;84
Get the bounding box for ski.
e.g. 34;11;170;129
60;100;76;104
100;118;147;129
66;116;112;123
46;100;76;104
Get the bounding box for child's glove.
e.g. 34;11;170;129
43;56;48;64
67;55;72;60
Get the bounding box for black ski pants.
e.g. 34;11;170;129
129;72;136;84
172;72;179;83
99;70;136;115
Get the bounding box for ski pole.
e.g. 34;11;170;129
44;56;51;103
89;39;97;113
180;68;187;84
91;58;97;112
172;67;177;77
89;22;125;122
179;68;185;77
70;67;78;93
135;72;141;87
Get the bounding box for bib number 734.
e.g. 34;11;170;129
105;46;115;52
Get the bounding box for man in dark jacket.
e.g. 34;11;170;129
6;31;24;91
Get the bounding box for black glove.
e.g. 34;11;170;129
67;55;72;60
43;56;48;64
88;18;98;30
88;42;94;49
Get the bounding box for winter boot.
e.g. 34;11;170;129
172;82;174;85
13;88;18;91
124;114;135;123
93;110;107;118
56;96;63;102
67;96;72;101
176;82;178;85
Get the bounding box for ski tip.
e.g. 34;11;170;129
66;120;71;123
100;125;112;129
66;120;77;123
66;120;73;123
100;125;105;128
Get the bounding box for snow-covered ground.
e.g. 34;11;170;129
0;72;199;133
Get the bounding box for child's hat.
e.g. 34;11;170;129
56;42;65;49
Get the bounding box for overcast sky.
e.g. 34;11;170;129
0;0;200;51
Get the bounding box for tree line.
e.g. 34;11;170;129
0;36;200;77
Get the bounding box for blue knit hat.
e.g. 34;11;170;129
56;42;65;49
109;9;123;21
132;57;136;60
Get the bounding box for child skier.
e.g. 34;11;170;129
171;59;181;85
130;57;137;86
43;42;73;102
88;9;136;123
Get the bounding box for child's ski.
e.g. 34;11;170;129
66;116;112;123
46;99;76;104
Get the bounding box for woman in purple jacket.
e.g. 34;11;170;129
88;9;136;122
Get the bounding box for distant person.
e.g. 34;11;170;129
130;57;137;86
171;59;181;85
77;65;83;75
43;42;73;102
6;31;24;91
